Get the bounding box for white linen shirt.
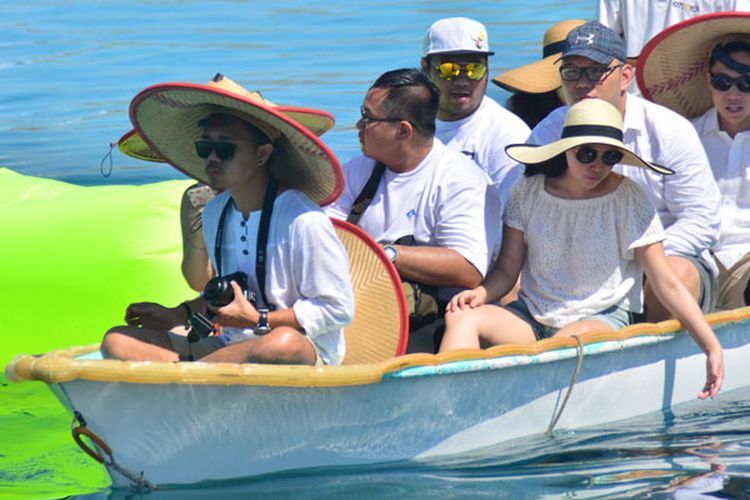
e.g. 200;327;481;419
597;0;750;59
530;95;721;274
506;175;665;327
202;189;354;365
326;140;500;301
692;107;750;270
436;96;530;214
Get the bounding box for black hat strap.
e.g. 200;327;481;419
561;124;623;141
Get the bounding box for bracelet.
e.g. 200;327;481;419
179;301;193;326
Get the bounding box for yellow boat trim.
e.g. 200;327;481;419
7;307;750;387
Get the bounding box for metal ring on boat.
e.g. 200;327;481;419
71;411;112;464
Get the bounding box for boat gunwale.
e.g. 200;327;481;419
6;307;750;387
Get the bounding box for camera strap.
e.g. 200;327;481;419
214;177;278;308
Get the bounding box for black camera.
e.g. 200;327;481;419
203;272;249;307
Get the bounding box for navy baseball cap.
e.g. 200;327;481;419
561;21;626;64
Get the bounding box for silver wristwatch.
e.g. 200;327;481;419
253;308;272;335
383;244;398;263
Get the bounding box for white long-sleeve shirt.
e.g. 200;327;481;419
203;190;354;365
692;107;750;270
597;0;750;59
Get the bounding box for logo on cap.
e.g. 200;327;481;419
576;33;595;46
473;32;487;49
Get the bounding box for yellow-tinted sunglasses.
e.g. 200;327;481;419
432;61;487;81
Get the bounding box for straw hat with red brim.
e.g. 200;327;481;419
637;12;750;119
129;82;343;206
493;19;586;94
118;74;335;164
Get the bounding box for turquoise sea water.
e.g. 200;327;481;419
2;1;750;498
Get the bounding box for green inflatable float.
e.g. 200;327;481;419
0;168;194;367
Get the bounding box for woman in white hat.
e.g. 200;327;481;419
638;12;750;312
439;98;724;400
102;78;354;366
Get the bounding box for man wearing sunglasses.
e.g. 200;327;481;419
639;15;750;311
103;83;354;366
530;20;722;323
326;68;500;353
695;39;750;310
421;17;530;240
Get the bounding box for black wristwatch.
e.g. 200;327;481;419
253;308;272;335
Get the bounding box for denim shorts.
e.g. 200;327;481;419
504;299;633;341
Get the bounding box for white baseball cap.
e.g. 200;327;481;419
423;17;494;57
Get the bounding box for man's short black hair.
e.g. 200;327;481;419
709;40;750;70
370;68;439;137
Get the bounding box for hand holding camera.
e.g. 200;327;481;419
187;272;252;342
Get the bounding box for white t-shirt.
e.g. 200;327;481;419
202;189;354;365
436;95;530;214
692;107;750;270
506;175;665;327
326;140;500;300
531;95;720;275
597;0;750;59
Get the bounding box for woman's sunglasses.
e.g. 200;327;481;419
574;146;624;166
432;61;487;81
195;140;236;161
709;72;750;93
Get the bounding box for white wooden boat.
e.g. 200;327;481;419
7;308;750;491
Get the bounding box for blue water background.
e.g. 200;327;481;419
3;1;750;498
1;0;593;185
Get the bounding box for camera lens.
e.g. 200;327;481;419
202;272;249;307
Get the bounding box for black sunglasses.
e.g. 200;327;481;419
560;64;623;82
195;140;237;160
709;72;750;93
359;105;403;126
575;146;624;166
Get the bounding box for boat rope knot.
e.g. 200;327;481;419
546;334;585;436
71;411;155;492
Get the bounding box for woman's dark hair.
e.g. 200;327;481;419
522;152;567;178
506;90;564;129
371;68;440;137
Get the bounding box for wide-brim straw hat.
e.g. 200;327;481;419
129;80;344;206
505;98;674;175
637;12;750;118
118;73;335;164
493;19;586;94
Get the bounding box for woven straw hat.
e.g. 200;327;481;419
505;99;673;175
637;12;750;118
493;20;586;94
118;74;335;164
129;77;343;206
331;219;408;364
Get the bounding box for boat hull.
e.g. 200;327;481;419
33;311;750;488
